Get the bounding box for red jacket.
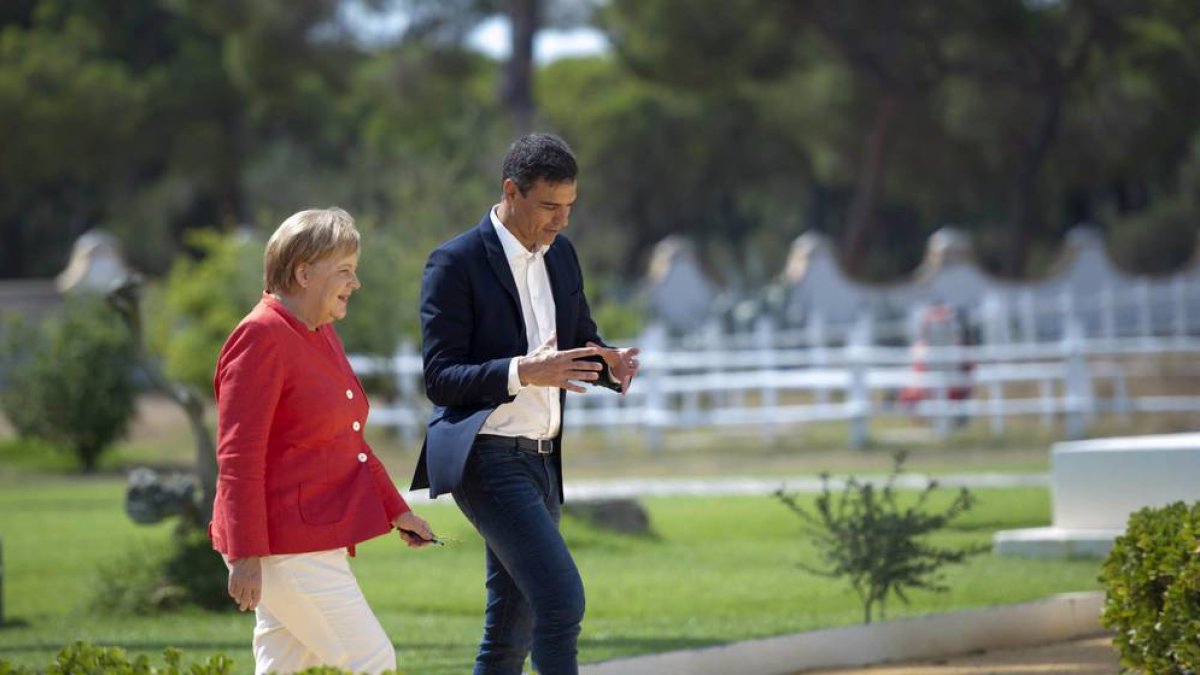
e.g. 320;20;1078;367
209;295;408;559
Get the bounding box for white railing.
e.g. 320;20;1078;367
351;328;1200;451
350;283;1200;449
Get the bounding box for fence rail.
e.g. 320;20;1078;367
351;327;1200;451
348;282;1200;449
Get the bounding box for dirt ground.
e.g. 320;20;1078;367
804;635;1120;674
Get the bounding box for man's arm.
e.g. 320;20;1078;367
420;247;514;409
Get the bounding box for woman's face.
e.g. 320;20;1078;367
298;249;360;326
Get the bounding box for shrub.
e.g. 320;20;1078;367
91;539;179;616
1100;501;1200;673
0;641;235;674
92;527;230;615
0;641;409;674
775;452;986;623
0;293;137;472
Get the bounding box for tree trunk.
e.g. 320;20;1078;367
842;94;899;276
81;444;99;473
1006;91;1062;278
107;277;217;524
501;0;539;134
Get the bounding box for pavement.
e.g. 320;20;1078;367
804;634;1119;674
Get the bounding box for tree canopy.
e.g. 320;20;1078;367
3;0;1198;298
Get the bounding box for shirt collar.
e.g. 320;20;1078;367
491;206;545;263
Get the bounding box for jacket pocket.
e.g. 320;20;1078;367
297;481;349;525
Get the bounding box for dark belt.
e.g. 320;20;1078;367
475;434;556;455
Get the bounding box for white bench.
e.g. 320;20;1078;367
994;432;1200;559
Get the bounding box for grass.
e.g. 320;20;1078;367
7;391;1199;481
0;472;1102;673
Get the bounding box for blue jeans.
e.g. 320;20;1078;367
452;439;584;675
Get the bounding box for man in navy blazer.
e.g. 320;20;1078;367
410;134;639;674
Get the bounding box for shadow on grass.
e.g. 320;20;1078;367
0;618;32;630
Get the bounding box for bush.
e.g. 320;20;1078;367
775;452;986;624
1100;501;1200;673
0;641;234;674
92;528;230;615
0;641;409;674
0;294;137;472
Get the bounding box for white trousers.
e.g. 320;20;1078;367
251;549;396;675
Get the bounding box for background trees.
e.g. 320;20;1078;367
2;0;1198;306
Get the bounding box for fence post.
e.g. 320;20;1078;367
1138;280;1152;343
1059;289;1076;340
754;315;778;442
1100;285;1116;342
988;379;1004;436
1063;318;1093;440
808;314;829;405
1174;275;1187;342
641;323;667;452
1020;289;1037;343
847;316;871;450
395;340;418;449
980;293;1007;346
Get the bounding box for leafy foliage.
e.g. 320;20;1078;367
4;0;1200;289
148;229;262;397
1100;501;1200;673
0;294;137;472
0;641;235;674
0;9;146;277
775;452;986;623
92;526;229;615
0;640;414;674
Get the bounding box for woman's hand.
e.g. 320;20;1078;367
228;556;262;611
393;510;436;548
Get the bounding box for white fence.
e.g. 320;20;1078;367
351;285;1200;450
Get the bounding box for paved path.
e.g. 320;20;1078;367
405;472;1048;503
805;634;1119;674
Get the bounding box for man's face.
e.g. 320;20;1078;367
503;177;577;250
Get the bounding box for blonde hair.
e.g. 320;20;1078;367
263;207;360;294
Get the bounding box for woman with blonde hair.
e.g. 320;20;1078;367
209;207;434;674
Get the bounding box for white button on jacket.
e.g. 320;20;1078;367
352;421;361;432
346;389;354;399
357;453;367;462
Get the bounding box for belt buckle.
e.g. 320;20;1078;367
535;438;553;455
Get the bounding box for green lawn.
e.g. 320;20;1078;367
0;474;1101;673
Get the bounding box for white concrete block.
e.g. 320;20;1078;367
993;526;1123;559
1052;433;1200;529
995;432;1200;559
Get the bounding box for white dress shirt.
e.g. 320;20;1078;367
479;207;560;440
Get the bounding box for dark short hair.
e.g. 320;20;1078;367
502;133;578;194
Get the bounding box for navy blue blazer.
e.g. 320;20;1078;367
409;213;604;499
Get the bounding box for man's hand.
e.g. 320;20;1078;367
393;510;436;548
518;332;603;393
228;556;262;612
587;341;641;394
